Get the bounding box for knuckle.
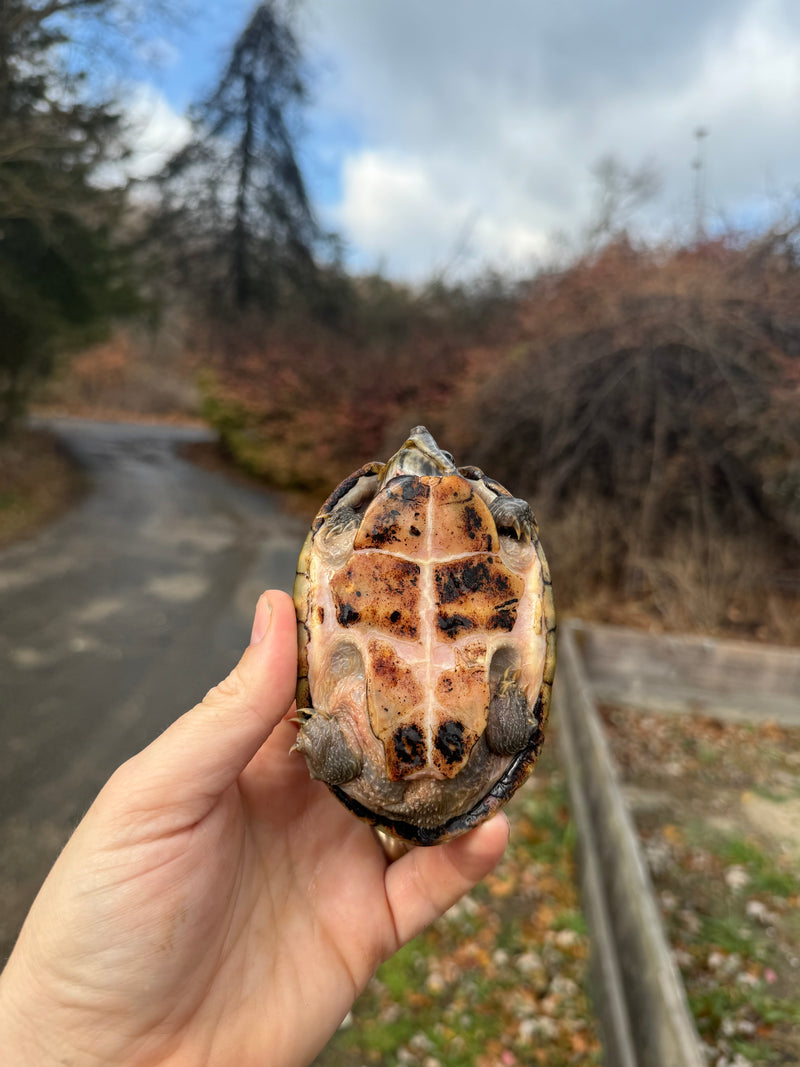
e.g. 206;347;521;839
205;663;248;705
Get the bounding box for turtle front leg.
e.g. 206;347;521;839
317;505;363;568
489;495;534;543
484;668;539;755
292;709;363;785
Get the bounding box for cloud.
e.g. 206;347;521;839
133;36;182;72
306;0;800;278
335;150;551;280
121;83;192;181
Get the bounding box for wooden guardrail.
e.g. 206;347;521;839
556;622;706;1067
571;620;800;726
556;619;800;1065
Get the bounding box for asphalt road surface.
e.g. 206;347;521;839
0;417;306;961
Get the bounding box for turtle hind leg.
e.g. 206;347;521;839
489;495;534;543
292;710;363;785
485;668;538;756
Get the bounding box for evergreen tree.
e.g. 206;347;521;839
0;0;135;433
159;1;326;314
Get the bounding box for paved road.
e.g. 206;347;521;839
0;418;306;960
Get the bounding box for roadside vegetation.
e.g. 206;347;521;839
603;706;800;1065
0;429;84;547
0;0;143;438
189;226;800;644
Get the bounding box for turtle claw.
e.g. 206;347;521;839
497;666;523;696
490;496;533;544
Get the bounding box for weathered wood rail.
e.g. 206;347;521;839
573;621;800;726
555;619;800;1066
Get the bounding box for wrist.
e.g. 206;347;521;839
0;960;49;1066
0;948;100;1067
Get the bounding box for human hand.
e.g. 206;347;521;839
0;590;509;1067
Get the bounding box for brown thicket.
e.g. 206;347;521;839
201;232;800;639
199;273;516;492
440;233;800;632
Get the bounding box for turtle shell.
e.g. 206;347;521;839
292;429;555;846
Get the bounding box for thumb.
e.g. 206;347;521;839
122;591;298;805
385;814;510;946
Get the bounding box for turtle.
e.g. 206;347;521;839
291;426;556;846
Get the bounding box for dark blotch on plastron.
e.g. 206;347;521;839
396;476;427;503
367;527;399;548
435;721;466;765
336;603;361;626
488;608;517;631
436;559;493;604
436;612;475;638
390;723;426;771
365;506;402;547
462;502;494;549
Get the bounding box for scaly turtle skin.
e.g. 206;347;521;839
292;427;556;846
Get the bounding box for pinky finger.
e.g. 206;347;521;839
383;814;509;948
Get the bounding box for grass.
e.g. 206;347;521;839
689;984;800;1041
551;909;588;936
651;821;800;1062
604;705;800;1064
314;748;601;1067
698;914;761;959
713;836;798;898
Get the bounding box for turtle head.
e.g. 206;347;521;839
381;426;458;485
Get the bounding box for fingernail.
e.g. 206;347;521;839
250;594;273;645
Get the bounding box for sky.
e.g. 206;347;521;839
120;0;800;281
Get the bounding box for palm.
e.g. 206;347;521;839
168;721;394;1065
68;721;393;1066
2;592;507;1067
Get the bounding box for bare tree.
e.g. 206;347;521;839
158;1;326;313
586;154;661;245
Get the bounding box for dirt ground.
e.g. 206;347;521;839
602;706;800;1066
0;428;85;548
